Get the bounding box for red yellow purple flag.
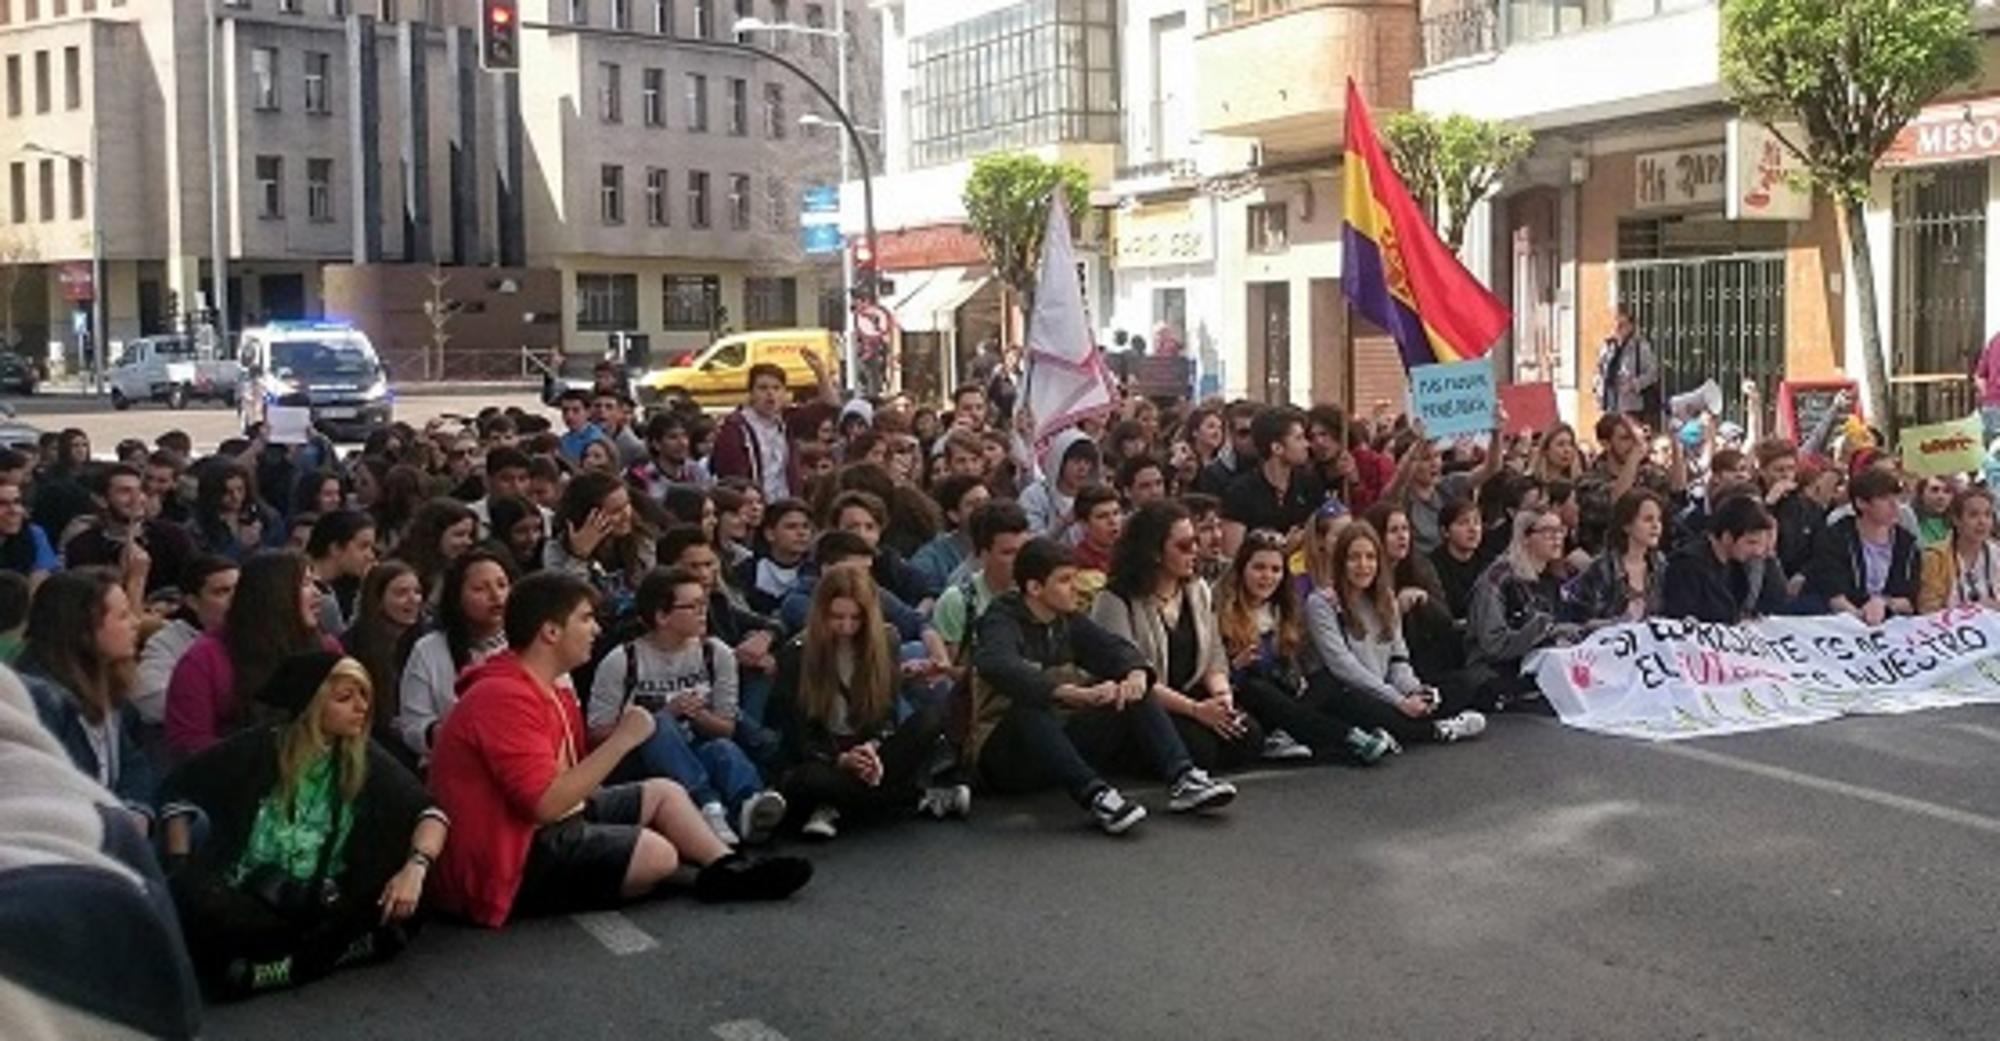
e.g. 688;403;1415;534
1341;79;1510;369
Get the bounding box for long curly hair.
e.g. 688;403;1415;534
1106;500;1190;599
1215;532;1303;664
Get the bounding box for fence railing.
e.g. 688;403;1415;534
1421;0;1499;66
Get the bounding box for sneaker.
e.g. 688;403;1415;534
737;790;788;846
1373;727;1405;756
800;805;840;841
1260;729;1314;761
1088;786;1147;835
1343;727;1394;765
1166;768;1237;813
1434;710;1488;743
917;784;973;820
224;955;294;994
693;853;814;903
700;801;740;847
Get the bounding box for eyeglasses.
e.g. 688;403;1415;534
1531;524;1566;537
1244;529;1286;549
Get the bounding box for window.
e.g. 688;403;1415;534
744;277;797;330
255;156;283;217
653;0;671;33
1248;202;1287;253
769;0;788;49
599;62;622;123
693;0;712;38
805;3;825;54
65;157;81;220
576;273;638;331
664;273;720;330
610;0;629;29
568;0;587;24
763;82;784;139
61;45;76;110
905;0;1120;168
32;50;48;114
35;158;52;221
600;164;624;224
728;173;751;230
765;175;786;230
641;68;664;126
684;73;708;132
5;56;18;117
731;0;751;41
646;167;669;226
6;163;21;222
307;158;332;221
304;52;330;114
280;0;303;11
726;77;746;135
251;47;279;110
687;170;710;228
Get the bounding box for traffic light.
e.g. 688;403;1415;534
851;238;879;302
481;0;520;72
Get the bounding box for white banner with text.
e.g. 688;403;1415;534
1531;608;2000;741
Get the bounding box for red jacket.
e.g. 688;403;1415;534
426;652;584;928
709;406;803;499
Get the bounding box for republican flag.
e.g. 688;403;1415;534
1024;193;1117;447
1342;79;1510;369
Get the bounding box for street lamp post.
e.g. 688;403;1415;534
733;14;867;390
23;139;104;393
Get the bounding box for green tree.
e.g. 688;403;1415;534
1381;111;1532;253
1722;0;1980;437
961;153;1092;316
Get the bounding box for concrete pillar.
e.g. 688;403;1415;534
448;26;480;266
348;15;382;263
496;72;525;268
398;20;432;264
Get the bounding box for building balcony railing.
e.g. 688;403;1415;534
1422;0;1499;66
1115;157;1198;184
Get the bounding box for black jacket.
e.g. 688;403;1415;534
971;592;1151;709
1662;540;1787;624
1805;516;1920;608
1772;490;1827;578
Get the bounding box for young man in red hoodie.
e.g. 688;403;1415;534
426;571;811;928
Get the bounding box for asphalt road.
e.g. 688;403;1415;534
202;707;2000;1041
0;388;548;452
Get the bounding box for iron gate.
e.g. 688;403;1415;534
1892;163;1986;427
1615;252;1786;429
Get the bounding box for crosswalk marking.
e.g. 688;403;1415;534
571;911;658;956
712;1019;793;1041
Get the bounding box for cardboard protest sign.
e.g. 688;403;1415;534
1408;356;1496;439
1900;414;1984;478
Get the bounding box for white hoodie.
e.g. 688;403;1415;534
1018;427;1098;542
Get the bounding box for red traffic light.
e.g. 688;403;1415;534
491;6;512;23
482;0;520;72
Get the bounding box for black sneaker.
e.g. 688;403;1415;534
1088;786;1147;835
694;853;814;903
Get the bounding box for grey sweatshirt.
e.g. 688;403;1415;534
1303;588;1421;705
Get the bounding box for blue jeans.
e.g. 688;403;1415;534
732;673;783;772
616;719;765;812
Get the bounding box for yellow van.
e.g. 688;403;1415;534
638;328;839;410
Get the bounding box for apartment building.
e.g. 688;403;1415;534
1413;0;1855;430
851;0;1122;402
0;0;872;378
522;0;879;363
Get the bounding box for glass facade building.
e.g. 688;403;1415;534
905;0;1120;169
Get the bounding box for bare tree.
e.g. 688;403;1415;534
422;261;463;382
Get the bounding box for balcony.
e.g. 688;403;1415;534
1422;0;1499;66
1196;0;1420;158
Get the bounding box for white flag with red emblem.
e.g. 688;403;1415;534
1024;195;1116;448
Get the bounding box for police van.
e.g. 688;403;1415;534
237;321;394;440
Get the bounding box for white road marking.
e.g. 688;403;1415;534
712;1019;793;1041
570;911;658;956
1657;743;2000;836
1947;722;2000;746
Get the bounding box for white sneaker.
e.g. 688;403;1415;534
701;801;740;847
1165;768;1237;813
1260;729;1313;761
917;784;973;819
737;790;787;845
801;805;840;841
1434;710;1488;743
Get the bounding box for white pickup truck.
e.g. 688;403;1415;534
107;335;241;411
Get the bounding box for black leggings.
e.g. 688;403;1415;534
1306;671;1476;745
172;873;413;1000
1170;708;1265;773
781;707;946;826
1233;675;1371;763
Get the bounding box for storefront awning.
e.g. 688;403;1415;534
888;267;991;334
